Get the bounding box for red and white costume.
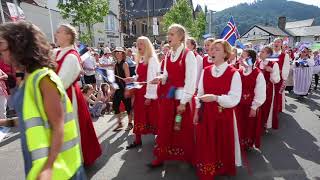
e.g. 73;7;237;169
238;67;266;149
202;55;214;69
195;62;242;179
256;59;280;129
133;56;160;136
273;51;290;112
55;46;102;166
154;44;197;163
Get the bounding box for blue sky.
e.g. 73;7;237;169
193;0;320;11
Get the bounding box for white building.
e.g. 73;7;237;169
20;0;123;47
241;17;320;47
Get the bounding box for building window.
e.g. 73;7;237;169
141;21;147;34
105;15;117;32
315;36;320;41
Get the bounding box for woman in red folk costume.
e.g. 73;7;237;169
273;38;290;113
149;24;197;168
125;36;160;149
202;38;215;69
228;47;240;69
238;49;266;150
187;37;203;87
256;46;280;130
194;39;242;180
54;24;101;166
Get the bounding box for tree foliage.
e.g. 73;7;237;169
57;0;109;44
192;11;206;40
162;0;194;36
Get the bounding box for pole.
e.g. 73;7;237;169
0;0;5;23
153;0;155;42
147;0;149;38
13;0;20;19
48;7;55;43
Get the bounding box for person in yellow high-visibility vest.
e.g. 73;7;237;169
0;21;86;180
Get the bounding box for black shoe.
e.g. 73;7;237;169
126;142;142;149
146;162;164;169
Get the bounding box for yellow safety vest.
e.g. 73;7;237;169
23;67;81;180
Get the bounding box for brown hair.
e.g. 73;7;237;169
205;38;215;44
263;46;273;56
187;37;197;50
212;39;232;61
82;84;93;94
0;21;55;73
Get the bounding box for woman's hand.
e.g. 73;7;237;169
177;103;186;114
144;98;151;106
249;109;257;117
37;167;52;180
265;66;273;72
199;94;217;102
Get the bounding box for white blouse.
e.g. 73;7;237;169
242;67;266;110
136;56;160;99
195;54;203;87
54;46;82;89
259;60;281;84
274;51;291;81
197;62;242;108
163;44;197;104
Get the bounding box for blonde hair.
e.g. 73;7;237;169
205;38;215;44
59;24;78;44
135;36;157;64
168;24;188;44
212;39;232;61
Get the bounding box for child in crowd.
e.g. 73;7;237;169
82;84;107;118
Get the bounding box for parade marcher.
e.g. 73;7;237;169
126;48;137;77
202;39;215;69
113;47;133;131
228;47;240;69
0;21;85;179
194;39;242;180
238;49;266;150
273;38;290;112
125;36;160;149
256;46;280;130
292;47;315;96
149;24;197;168
186;37;203;87
312;50;320;90
54;24;102;166
203;38;215;55
161;44;170;62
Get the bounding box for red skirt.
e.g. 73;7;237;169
133;88;159;135
195;102;236;178
237;104;262;149
153;98;195;163
261;84;279;129
67;83;102;166
274;80;283;113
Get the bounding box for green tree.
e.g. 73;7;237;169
192;11;206;40
57;0;109;45
162;0;194;35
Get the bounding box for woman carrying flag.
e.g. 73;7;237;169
194;39;242;180
149;24;197;168
125;36;160;149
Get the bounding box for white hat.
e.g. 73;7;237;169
104;47;112;54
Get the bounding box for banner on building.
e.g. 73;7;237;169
6;2;25;21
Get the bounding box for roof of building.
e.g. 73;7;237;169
286;26;320;36
285;18;314;29
241;25;289;37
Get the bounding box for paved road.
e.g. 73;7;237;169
1;89;320;180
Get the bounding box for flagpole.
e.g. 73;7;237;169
0;0;5;23
48;6;55;43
